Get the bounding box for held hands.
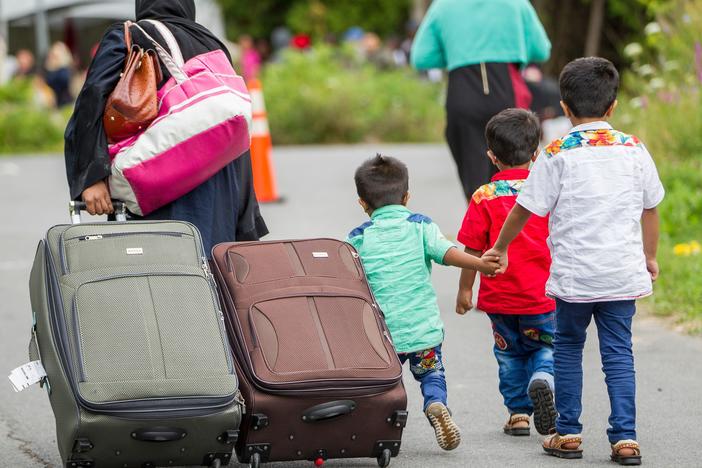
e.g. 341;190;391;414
479;254;503;276
81;180;114;216
483;247;508;274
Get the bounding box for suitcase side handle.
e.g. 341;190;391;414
131;426;187;442
301;400;356;423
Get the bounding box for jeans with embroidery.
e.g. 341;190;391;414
398;345;447;411
554;299;636;443
487;312;555;414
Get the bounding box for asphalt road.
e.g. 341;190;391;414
1;145;701;468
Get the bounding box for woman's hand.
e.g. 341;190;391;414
81;180;114;215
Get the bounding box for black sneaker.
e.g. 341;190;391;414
528;379;557;435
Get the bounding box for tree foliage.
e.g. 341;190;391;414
217;0;296;39
216;0;410;41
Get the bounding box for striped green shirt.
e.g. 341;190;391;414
347;205;455;353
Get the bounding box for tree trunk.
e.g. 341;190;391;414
411;0;431;24
585;0;606;56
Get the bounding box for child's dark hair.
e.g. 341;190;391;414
559;57;619;118
354;154;409;211
485;108;541;166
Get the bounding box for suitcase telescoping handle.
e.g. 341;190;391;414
69;200;127;224
301;400;356;422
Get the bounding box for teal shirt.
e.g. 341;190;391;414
411;0;551;71
346;205;455;353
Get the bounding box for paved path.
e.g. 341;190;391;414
1;146;701;468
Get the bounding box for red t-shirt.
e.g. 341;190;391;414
457;169;555;315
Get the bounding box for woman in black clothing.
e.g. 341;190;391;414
410;0;551;199
64;0;267;251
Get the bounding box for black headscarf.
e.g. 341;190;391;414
135;0;196;20
133;0;232;72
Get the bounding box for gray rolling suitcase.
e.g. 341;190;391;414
27;202;242;467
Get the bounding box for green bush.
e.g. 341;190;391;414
261;46;444;144
0;79;68;154
617;0;702;329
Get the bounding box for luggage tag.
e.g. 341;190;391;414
8;361;47;392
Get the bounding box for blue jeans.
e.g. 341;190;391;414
488;312;555;414
398;345;447;411
554;298;636;443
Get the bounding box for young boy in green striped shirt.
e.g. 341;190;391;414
347;154;502;451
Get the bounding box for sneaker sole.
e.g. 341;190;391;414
426;404;461;451
529;379;557;435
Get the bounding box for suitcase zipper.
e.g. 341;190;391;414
70;298;87;382
60;231;193;273
202;258;235;374
58;223;202;274
74;231;189;241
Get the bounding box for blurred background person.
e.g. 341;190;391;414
411;0;551;199
239;34;261;82
270;26;292;62
13;49;37;79
43;41;74;107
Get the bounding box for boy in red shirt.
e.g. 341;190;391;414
455;108;556;436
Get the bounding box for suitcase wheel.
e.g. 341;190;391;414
377;448;392;468
249;452;261;468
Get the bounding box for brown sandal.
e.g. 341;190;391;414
611;440;642;466
542;433;583;459
503;413;530;436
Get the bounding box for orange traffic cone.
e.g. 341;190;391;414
248;78;281;203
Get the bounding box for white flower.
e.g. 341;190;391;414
649;77;665;89
624;42;644;58
629;97;644;109
663;60;679;72
637;64;655;76
645;22;662;35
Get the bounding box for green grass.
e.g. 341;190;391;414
642;158;702;331
262;45;445;145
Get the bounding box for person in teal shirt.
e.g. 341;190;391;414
410;0;551;199
347;154;502;452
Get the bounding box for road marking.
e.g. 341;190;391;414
0;162;21;177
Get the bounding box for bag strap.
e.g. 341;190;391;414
142;19;184;67
131;23;187;83
123;21;133;51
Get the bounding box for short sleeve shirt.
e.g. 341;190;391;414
458;169;555;314
346;205;455;353
517;122;665;302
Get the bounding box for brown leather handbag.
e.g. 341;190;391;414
103;21;162;143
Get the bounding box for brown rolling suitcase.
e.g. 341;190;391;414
211;239;408;468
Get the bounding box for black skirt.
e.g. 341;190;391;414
445;62;527;199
